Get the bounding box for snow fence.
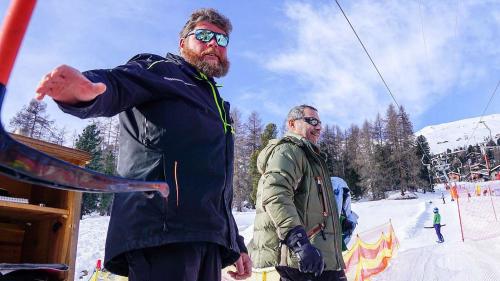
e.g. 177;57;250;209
451;180;500;241
343;221;399;281
222;221;399;281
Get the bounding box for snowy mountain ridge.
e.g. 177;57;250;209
415;114;500;154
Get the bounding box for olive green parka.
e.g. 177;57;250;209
248;132;345;271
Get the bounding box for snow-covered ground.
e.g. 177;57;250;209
75;186;500;280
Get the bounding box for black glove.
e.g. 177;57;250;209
285;226;325;277
342;217;355;235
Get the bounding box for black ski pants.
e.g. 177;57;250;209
125;242;221;281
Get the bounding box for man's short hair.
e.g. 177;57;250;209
179;8;232;39
287;104;318;122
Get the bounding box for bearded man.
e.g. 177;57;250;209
35;8;251;281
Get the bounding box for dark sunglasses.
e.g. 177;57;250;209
297;117;322;127
186;29;229;47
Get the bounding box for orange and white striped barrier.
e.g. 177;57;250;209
343;221;399;281
223;221;399;281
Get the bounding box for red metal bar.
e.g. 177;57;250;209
0;0;36;85
456;197;465;242
488;185;498;221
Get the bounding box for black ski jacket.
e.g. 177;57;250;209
58;53;246;276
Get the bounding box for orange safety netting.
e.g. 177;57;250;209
452;181;500;241
343;221;399;281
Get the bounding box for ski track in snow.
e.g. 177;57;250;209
374;190;500;281
400;200;428;244
376;238;500;281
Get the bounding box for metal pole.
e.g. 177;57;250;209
488;185;498;221
428;166;432;191
0;0;37;85
456;196;465;242
480;121;493;142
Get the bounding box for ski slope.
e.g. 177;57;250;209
76;187;500;280
415;113;500;154
367;190;500;281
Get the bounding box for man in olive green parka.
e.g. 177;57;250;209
248;105;346;281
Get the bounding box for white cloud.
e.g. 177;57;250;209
263;0;499;126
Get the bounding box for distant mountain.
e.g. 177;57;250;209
415;114;500;154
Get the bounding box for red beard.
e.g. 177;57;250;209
182;46;230;78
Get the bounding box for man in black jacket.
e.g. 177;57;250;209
35;8;251;281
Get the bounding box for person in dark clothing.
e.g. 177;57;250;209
35;8;251;281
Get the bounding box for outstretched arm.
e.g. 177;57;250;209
34;54;173;118
35;64;106;104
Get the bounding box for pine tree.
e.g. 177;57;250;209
344;125;363;198
261;123;278;146
248;152;260;206
319;125;336;176
384;104;402;192
249;123;277;206
52;126;67;146
416;135;432;191
398;106;423;193
245;112;263;206
9;99;59;141
96;116;120;154
75;123;103;171
231;109;248;211
94;117;121;215
319;125;346;179
102;149;117;175
333;126;346;178
246;111;263;153
372;143;392;198
75;123;104;216
97;149;116;215
373;113;384;146
355;121;372;198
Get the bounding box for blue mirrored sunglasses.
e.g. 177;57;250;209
297;117;322;127
186;29;229;47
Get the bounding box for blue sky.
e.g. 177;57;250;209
1;0;499;138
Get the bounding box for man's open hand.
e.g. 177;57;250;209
35;64;106;104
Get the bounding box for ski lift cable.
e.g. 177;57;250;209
334;0;433;165
455;0;460;56
465;79;500;148
334;0;399;108
478;80;500;123
454;0;461;45
417;0;430;67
